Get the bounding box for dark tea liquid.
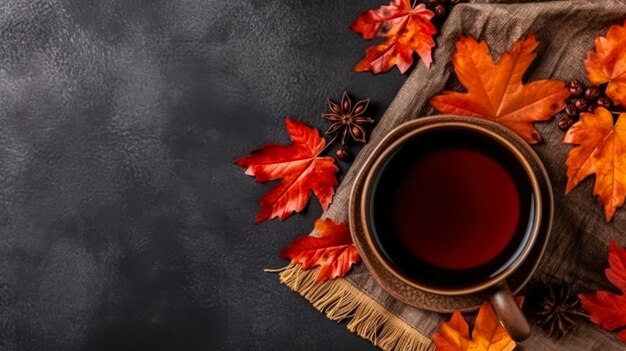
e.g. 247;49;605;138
371;128;535;289
393;148;519;270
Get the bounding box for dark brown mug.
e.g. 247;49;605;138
349;115;553;341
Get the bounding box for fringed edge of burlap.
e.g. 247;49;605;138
278;263;434;351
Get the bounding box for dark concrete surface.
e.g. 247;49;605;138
0;0;406;349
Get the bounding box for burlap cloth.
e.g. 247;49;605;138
280;1;626;350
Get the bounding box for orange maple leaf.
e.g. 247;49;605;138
433;300;522;351
579;240;626;343
430;34;570;144
585;20;626;107
235;118;338;223
279;218;360;282
564;108;626;221
350;0;436;74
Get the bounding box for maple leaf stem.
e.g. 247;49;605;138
319;133;340;155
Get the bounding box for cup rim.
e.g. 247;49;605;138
359;116;545;296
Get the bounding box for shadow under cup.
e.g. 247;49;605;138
368;126;540;294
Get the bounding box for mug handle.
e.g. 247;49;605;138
489;281;531;342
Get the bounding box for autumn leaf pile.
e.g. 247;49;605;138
235;2;626;346
564;20;626;221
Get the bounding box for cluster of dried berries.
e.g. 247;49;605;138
557;80;622;131
424;0;466;18
322;91;374;161
532;283;587;339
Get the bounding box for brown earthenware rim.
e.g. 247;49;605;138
348;115;554;312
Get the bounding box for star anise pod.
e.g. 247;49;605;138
323;91;374;146
535;283;587;339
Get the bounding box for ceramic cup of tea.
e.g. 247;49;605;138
349;115;553;341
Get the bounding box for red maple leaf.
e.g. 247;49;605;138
579;240;626;343
350;0;436;74
280;218;360;282
235;118;338;223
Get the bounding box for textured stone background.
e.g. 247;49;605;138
0;0;406;349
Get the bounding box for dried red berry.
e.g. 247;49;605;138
434;4;446;17
565;104;578;118
584;85;601;100
574;98;588;112
557;117;574;131
335;146;352;161
567;80;584;97
596;97;612;109
587;103;596;113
